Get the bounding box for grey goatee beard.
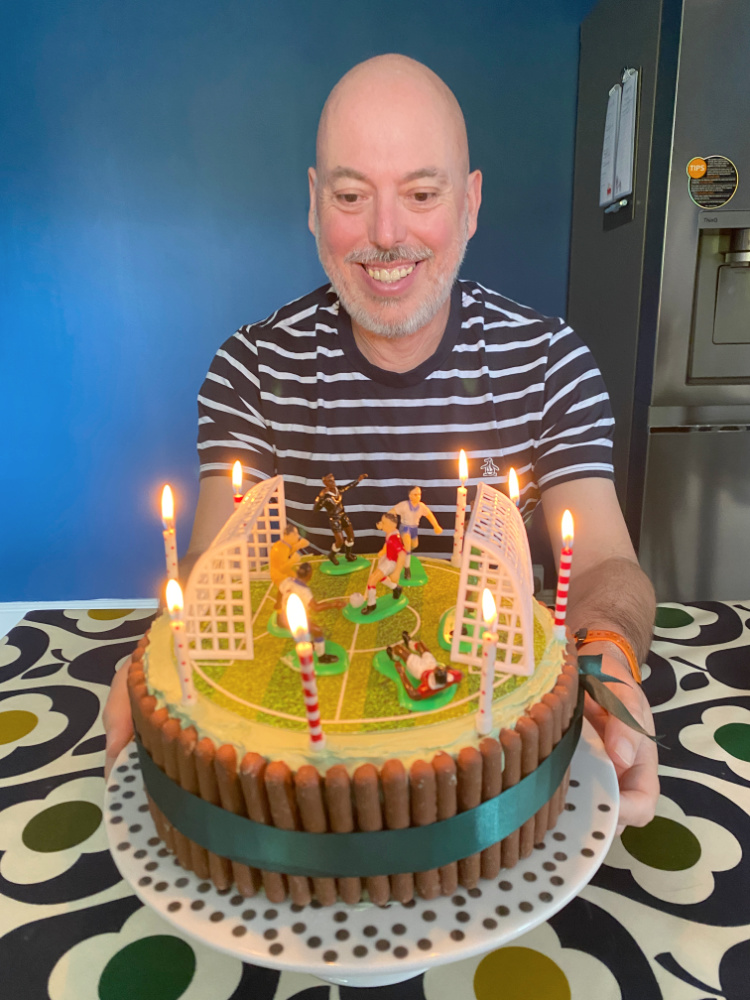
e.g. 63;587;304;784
314;214;468;340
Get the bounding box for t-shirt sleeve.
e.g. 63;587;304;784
197;328;275;482
533;321;615;491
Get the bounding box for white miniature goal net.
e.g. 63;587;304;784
183;476;285;660
450;482;535;676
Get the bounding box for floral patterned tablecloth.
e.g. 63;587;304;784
0;602;748;1000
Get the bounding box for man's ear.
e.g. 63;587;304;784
466;169;482;240
308;167;317;236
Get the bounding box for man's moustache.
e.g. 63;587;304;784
344;247;434;265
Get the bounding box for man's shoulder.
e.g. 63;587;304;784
456;279;566;341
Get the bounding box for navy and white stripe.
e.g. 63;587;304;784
197;281;614;554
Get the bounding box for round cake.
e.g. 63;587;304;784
127;550;580;907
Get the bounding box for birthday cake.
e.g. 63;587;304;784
127;477;580;906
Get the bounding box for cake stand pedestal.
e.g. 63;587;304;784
105;719;618;990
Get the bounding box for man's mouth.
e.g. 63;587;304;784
362;263;417;284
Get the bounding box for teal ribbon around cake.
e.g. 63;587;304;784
134;689;584;879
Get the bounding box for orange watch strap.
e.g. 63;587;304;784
574;628;642;684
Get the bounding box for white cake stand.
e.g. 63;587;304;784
105;719;618;989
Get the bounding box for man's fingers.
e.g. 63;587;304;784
603;712;659;829
103;659;134;779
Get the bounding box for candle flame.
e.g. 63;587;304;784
286;593;309;640
166;578;183;614
232;461;243;493
458;449;468;484
562;509;574;545
508;468;519;505
161;484;174;523
482;588;497;625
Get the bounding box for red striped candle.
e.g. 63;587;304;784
286;593;325;749
553;510;574;640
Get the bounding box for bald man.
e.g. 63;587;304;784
106;56;658;836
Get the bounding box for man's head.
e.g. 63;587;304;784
283;524;300;543
377;511;399;533
322;473;336;489
309;55;482;340
295;562;313;582
408;486;422;505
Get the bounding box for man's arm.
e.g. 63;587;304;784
179;476;236;582
542;477;659;830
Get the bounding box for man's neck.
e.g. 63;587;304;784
350;297;451;373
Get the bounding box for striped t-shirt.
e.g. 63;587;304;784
197;280;614;555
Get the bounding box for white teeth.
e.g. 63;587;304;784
366;264;415;282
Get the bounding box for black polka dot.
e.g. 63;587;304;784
138;804;149;813
157;848;169;858
290;903;305;913
263;929;278;941
292;923;306;934
422;911;436;922
334;911;348;923
554;852;567;861
191;900;204;911
242;910;256;921
145;862;158;872
230;895;243;906
198;882;211;893
496;905;510;917
519;901;533;912
417;939;432;951
450;930;465;941
148;837;160;846
209;912;224;923
468;887;482;898
123;791;135;800
452;894;466;906
363;925;378;937
539;892;553;902
175;877;189;888
533;842;546;851
565;802;575;811
116;765;128;773
498;880;513;891
354;945;368;958
581;848;594;857
569;779;579;787
392;923;406;935
217;887;231;896
310;899;322;909
232;926;246;938
394;946;408;959
550;876;564;886
110;803;122;812
335;929;350;941
592;831;605;840
138;877;152;887
598;803;611;812
167;902;181;912
269;943;283;956
402;898;416;909
263;909;278;920
154;882;168;892
124;775;136;783
376;939;390;952
111;816;123;825
456;911;470;923
108;785;119;793
543;861;556;871
552;832;566;841
134;849;147;859
132;763;140;770
117;842;130;851
323;950;338;963
523;872;537;882
307;936;321;948
483;918;498;929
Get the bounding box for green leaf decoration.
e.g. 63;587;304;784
655;606;694;629
577;653;626;686
579;673;659;743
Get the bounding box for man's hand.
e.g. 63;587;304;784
103;659;134;779
582;646;659;832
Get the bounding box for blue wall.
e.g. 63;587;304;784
0;0;597;600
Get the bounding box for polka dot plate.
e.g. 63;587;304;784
105;719;618;988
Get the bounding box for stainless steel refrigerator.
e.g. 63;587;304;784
568;0;750;602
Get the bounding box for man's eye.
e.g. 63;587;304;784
336;193;360;204
412;191;435;203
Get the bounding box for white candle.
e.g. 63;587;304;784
286;593;325;750
232;460;243;505
508;467;520;508
166;580;196;704
161;485;179;582
451;449;469;566
553;510;574;640
476;589;498;735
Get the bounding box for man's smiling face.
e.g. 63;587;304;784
309;57;481;340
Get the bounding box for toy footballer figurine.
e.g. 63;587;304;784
386;631;463;699
269;524;309;607
388;486;443;579
313;472;368;565
361;512;406;616
278;562;347;663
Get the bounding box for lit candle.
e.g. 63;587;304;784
232;461;243;505
508;468;520;508
161;485;179;582
166;579;196;704
451;449;469;566
553;510;574;640
285;593;325;750
476;589;498;736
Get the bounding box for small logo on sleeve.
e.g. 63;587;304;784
481;457;499;477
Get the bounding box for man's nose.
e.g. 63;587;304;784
369;191;407;250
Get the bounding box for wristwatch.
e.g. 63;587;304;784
574;628;642;684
